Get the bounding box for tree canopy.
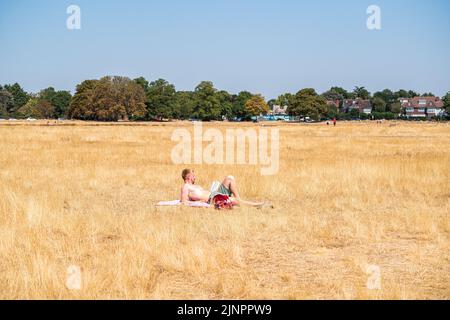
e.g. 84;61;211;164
232;91;253;120
39;87;72;118
245;94;269;116
353;86;371;100
174;91;195;120
1;78;448;121
68;76;146;121
0;89;14;117
146;79;177;120
4;83;29;114
443;92;450;114
372;97;387;113
288;88;328;120
192;81;221;121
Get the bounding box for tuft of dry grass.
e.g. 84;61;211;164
0;120;449;299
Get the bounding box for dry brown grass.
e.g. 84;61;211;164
0;120;449;299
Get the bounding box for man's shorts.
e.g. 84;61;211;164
208;181;232;204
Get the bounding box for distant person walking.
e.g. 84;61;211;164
333;118;337;126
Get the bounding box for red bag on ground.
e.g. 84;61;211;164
212;194;234;210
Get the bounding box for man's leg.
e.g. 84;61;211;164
221;175;265;207
222;175;240;198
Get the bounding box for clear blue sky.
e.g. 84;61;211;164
1;0;449;99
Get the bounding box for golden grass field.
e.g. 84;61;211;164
0;120;449;299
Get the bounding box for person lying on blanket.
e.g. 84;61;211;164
180;168;269;208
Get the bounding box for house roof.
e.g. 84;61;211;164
342;99;372;109
326;100;339;108
272;105;287;113
399;96;444;108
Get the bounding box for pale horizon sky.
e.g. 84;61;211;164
0;0;449;99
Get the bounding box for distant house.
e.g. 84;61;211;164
399;98;410;105
270;105;288;115
342;99;372;114
399;96;444;118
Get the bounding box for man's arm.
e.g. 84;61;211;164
180;184;190;204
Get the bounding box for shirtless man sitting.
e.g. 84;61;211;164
180;168;267;208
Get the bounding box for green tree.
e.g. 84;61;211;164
443;92;450;114
322;90;343;102
373;89;394;101
394;89;409;99
0;89;14;117
40;87;57;102
39;87;72;118
18;98;55;119
275;93;294;109
288;88;328;120
330;87;352;99
245;94;269;116
146;79;177;120
349;108;360;118
372;97;387;112
68;80;98;120
174;91;195;120
216;90;233;119
373;89;395;111
4;83;29;114
52;91;72;118
390;102;402;114
17;98;40;118
193;81;221;120
325;103;339;118
232;91;253;119
408;90;419;98
134;77;150;92
353;86;371;100
394;89;421;99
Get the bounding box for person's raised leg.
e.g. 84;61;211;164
222;175;240;199
222;175;267;208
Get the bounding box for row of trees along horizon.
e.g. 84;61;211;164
1;76;449;122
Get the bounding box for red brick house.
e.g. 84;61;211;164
342;99;372;114
399;96;444;118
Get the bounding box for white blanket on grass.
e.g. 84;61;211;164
156;200;211;208
156;181;221;208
